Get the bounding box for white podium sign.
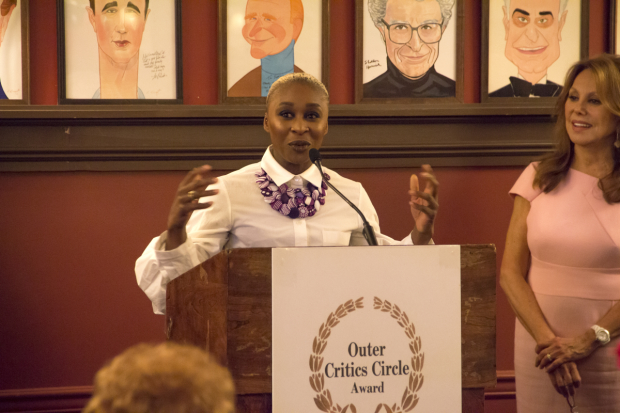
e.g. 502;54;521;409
272;246;462;412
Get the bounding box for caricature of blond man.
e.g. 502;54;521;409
87;0;150;99
228;0;304;97
490;0;568;97
0;0;17;99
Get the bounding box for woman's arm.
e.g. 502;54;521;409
501;195;582;392
535;301;620;372
135;166;228;314
500;195;556;344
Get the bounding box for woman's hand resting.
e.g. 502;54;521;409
535;333;597;372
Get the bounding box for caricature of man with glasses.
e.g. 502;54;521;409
364;0;455;98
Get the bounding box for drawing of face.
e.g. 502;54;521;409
87;0;150;64
503;0;567;77
378;0;445;79
0;0;16;48
242;0;303;59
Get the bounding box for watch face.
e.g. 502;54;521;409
596;330;610;343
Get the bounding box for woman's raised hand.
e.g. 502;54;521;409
409;164;439;245
166;165;219;250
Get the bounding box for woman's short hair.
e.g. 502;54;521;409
266;73;329;108
83;342;235;413
535;53;620;203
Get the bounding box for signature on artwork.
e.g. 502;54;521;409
365;59;381;70
143;50;167;81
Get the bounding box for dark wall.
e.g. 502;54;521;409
0;0;611;411
0;166;521;390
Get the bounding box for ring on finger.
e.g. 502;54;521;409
187;190;198;200
546;354;553;362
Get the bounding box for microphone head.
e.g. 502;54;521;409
309;148;322;163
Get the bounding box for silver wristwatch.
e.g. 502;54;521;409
591;325;611;345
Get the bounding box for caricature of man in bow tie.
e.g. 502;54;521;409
490;0;568;98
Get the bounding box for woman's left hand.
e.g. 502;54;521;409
547;362;581;396
535;334;597;372
409;165;439;245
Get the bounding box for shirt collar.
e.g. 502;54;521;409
260;147;324;188
517;73;547;85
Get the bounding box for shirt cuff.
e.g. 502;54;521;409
400;235;414;245
154;230;194;261
402;235;435;245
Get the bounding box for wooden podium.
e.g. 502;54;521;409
166;246;496;413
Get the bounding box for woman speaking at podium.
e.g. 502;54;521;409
136;73;439;314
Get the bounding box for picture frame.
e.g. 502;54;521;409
611;0;619;55
57;0;183;104
0;0;29;105
354;0;465;104
481;0;589;104
218;0;330;104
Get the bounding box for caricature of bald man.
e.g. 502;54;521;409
87;0;151;99
228;0;305;97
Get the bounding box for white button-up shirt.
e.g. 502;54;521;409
136;149;414;314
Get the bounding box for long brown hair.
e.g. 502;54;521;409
534;54;620;204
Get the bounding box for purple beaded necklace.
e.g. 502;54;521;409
255;169;329;219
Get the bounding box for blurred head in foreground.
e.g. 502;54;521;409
83;342;235;413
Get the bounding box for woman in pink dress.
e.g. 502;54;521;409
501;54;620;412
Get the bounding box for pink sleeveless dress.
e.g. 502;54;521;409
510;163;620;413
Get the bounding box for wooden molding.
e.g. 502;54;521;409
484;370;516;400
0;105;555;171
0;386;93;413
0;103;556;119
0;370;515;411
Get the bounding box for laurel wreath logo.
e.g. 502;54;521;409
308;297;424;413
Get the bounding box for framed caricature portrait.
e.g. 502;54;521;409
611;0;620;54
218;0;329;104
58;0;182;104
0;0;29;105
482;0;589;103
355;0;464;104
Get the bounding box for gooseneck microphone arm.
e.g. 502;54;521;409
309;149;378;246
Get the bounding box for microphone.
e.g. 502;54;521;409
309;149;378;246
